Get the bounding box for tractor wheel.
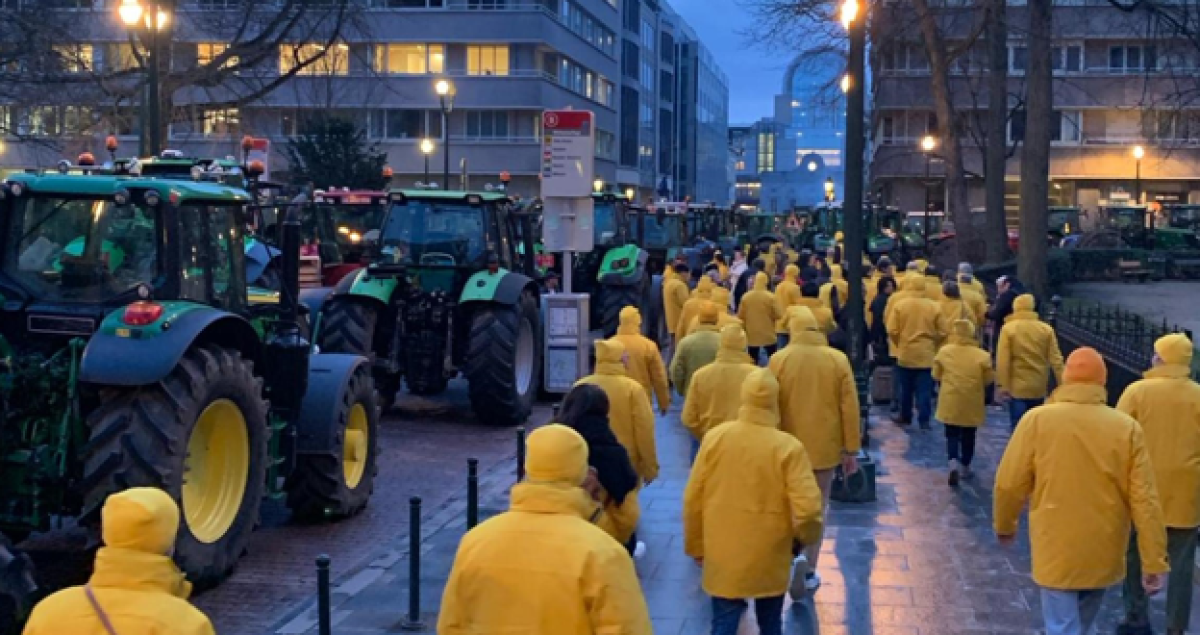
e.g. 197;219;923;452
598;284;642;338
318;300;401;410
465;291;541;426
0;536;36;633
286;364;379;520
82;345;268;588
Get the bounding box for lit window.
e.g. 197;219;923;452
204;108;240;136
198;43;238;69
107;43;141;72
280;42;349;76
374;44;444;74
53;44;92;73
466;45;509;76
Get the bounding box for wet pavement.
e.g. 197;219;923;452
264;393;1200;635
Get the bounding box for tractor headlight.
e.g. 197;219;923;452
611;258;630;270
114;189;130;206
10;182;24;197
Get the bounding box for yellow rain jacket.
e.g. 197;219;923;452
996;295;1064;399
681;325;757;440
924;274;944;302
932;320;994;427
886;278;942;369
439;426;653;635
575;340;659;482
595;488;641;545
794;296;835;334
670;304;722;397
23;488;215;635
959;274;986;299
683;369;824;599
819;265;850;310
959;285;987;326
994;378;1168;590
768;308;861;470
737;272;780;347
1116;333;1200;528
686;290;742;335
763;245;781;279
662;272;690;336
774;265;801;333
677;279;713;339
612;307;670;413
882;276;915;330
938;295;978;342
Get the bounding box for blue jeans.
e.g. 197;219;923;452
711;595;784;635
896;366;933;425
1040;587;1105;635
1009;398;1044;430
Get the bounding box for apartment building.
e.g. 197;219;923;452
0;0;729;204
869;1;1200;223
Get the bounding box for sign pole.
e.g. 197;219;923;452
563;251;573;293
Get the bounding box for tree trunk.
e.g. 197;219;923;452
1019;0;1052;296
912;0;980;265
984;0;1011;263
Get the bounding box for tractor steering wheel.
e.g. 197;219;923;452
420;252;457;267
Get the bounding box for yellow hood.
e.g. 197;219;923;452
907;277;927;293
617;306;642;335
696;277;714;299
711;287;732;308
524;424;589;485
1155;332;1194;365
784;264;799;280
951;318;976;345
102;487;180;555
715;324;752;365
1063;347;1107;387
830;264;843;280
753;272;769;291
1014;294;1036;312
699;301;721;325
786;306;825;345
738;368;781;427
594;338;625;364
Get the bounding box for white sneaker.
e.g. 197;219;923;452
804;572;822;591
633;541;646;559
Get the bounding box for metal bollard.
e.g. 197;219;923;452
516;426;526;482
316;555;332;635
400;497;425;631
467;458;479;529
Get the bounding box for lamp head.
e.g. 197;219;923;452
118;0;143;26
420;138;435;155
840;0;858;28
434;79;453;97
593;178;604;193
921;135;937;152
1133;145;1145;160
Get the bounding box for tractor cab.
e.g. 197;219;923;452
1047;206;1081;242
812;202;845;252
1165;204;1200;232
737;211;791;253
309;188;390;287
115;152;249;189
866;205;906;258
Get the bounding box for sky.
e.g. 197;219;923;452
670;0;785;124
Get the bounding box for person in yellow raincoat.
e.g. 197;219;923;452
737;272;781;363
681;325;756;449
886;277;943;428
767;306;859;592
932;319;993;486
677;277;714;339
996;294;1064;430
994;348;1168;635
773;264;802;347
670;302;722;397
711;250;730;282
957;262;986;297
22;488;215;635
557;384;642;549
1116;333;1200;635
762;244;781;279
575;340;658;483
439;425;653;635
684;368;824;633
686;288;741;334
663;262;691;353
795;282;835;334
938;281;978;342
819;264;849;311
611;306;670;414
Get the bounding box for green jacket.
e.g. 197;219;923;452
670;325;722;396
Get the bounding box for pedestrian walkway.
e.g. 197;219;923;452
270;401;1200;635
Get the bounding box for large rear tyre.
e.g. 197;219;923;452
598;283;642;338
465;291;542;426
0;536;36;634
319;300;401;410
81;346;269;587
286;365;380;520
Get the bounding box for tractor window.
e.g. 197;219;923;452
594;202;618;244
315;203;385;265
178;204;246;311
379;201;486;268
9;195;160;301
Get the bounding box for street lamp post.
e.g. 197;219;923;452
419;138;435;185
434;79;456;191
118;0;169;156
920;134;937;249
1133;145;1145;205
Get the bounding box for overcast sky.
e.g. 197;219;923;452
670;0;784;125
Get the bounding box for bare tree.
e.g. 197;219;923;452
983;0;1010;263
1018;0;1052;296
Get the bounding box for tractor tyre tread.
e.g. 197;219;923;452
285;365;380;520
318;300;377;357
464;293;540;425
80;345;268;588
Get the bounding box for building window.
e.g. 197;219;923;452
1052;44;1082;73
368;109;442;139
368;0;446;7
466;45;509;76
373;43;444;74
757;131;775;173
1109;45;1157;73
882;43;929;73
1008;110;1081;143
1009;45;1028;74
620;86;639;167
280;42;349;75
106;43;141;72
640;19;655;51
53;44;92;73
640;59;654;89
197;43;237;69
465;111;510;139
203;108;240;136
622;40;639;78
734;160;745;171
16;105;93;136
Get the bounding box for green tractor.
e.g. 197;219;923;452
864;205;913;261
1077;204;1199;250
811;203;844;253
0;174;380;626
736;211;795;254
312;189;543;422
1047;206;1081;244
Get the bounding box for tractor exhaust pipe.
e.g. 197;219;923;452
280;209;301;323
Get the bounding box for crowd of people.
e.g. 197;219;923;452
19;245;1200;635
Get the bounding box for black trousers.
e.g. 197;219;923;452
748;344;777;365
944;424;977;466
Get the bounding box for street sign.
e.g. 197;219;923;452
542;197;595;253
542;293;590;393
541;110;595;198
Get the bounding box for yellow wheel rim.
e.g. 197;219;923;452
342;403;369;489
183;399;250;545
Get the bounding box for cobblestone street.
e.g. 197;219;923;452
263;395;1200;635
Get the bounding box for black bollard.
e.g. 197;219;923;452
400;497;425;631
467;458;479;529
316;555;332;635
516;426;526;482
